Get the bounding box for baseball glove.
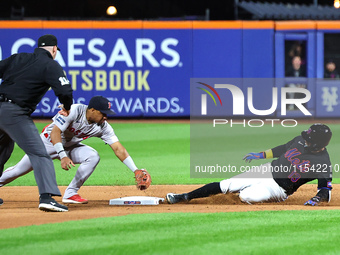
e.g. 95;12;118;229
134;169;152;190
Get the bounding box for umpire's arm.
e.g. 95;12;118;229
45;61;73;110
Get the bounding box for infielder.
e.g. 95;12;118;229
0;96;151;203
167;124;332;206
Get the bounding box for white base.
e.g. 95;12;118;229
109;196;165;205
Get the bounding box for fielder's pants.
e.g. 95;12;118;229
0;133;100;199
0;102;61;196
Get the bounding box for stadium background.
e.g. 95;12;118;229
1;20;340;118
1;0;340;119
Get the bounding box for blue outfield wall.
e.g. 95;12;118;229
0;21;339;117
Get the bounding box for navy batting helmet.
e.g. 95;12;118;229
301;123;332;152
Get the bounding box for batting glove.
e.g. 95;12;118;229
243;152;265;163
304;196;320;206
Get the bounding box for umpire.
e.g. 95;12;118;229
0;34;73;212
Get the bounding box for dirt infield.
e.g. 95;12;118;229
0;184;339;229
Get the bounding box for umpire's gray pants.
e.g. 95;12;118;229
0;102;61;196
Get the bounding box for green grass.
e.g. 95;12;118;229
4;122;191;186
3;121;340;186
1;210;340;255
2;121;340;254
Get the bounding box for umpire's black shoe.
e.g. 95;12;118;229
0;198;3;206
39;195;68;212
166;193;189;204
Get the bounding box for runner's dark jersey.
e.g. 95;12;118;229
271;136;332;200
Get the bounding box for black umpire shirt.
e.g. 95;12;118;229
271;135;332;201
0;48;73;112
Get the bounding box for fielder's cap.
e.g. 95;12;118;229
88;96;116;115
37;34;60;51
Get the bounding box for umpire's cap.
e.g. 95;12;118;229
38;34;60;51
88;96;116;115
301;123;332;152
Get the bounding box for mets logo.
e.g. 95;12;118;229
197;82;222;115
322;87;338;112
284;148;310;173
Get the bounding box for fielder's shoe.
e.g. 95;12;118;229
166;193;189;204
0;198;3;206
62;194;88;204
39;196;68;212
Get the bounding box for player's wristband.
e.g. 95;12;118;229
264;149;273;159
123;156;138;172
54;142;67;159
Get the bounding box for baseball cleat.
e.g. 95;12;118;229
39;197;68;212
166;193;189;204
62;194;88;204
0;198;3;206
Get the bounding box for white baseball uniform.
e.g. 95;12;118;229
0;104;119;199
219;163;288;203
